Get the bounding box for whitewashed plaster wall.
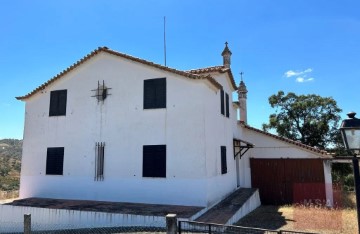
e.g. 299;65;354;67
20;52;238;207
203;72;238;207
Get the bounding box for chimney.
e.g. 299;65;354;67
238;73;248;123
221;42;232;68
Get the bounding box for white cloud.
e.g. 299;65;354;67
284;70;299;78
296;77;314;83
284;68;313;78
284;68;314;83
296;77;305;82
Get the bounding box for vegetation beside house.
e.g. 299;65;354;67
0;139;22;192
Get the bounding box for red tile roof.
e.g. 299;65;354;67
16;47;223;100
240;121;330;157
187;66;237;91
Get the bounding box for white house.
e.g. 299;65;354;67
16;44;332;208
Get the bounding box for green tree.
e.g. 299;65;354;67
262;91;342;149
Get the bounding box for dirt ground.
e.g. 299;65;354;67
235;205;357;234
235;192;357;234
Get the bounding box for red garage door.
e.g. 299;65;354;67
250;158;326;205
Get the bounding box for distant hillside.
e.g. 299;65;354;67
0;139;22;191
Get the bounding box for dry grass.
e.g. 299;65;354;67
0;190;18;200
236;192;358;234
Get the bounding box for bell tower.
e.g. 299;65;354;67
238;72;248;123
221;42;232;68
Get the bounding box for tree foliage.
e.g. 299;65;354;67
0;139;22;191
262;91;342;149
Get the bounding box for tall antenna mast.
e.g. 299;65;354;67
164;16;167;67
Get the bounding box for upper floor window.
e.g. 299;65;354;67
220;90;230;118
49;90;67;116
144;78;166;109
225;93;230;118
220;90;225;115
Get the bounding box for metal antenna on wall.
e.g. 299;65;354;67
164;16;167;67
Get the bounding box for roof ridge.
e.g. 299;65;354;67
186;66;237;91
16;47;222;100
186;65;225;72
239;121;329;156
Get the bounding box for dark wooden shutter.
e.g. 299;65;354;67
49;91;59;116
225;93;230;118
221;146;227;174
58;90;67;115
144;80;156;109
46;147;64;175
143;145;166;178
49;90;67;116
220;90;225;115
156;78;166;108
144;78;166;109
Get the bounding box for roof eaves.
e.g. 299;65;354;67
16;47;222;101
187;66;224;74
187;66;237;91
219;68;237;91
16;47;106;100
239;121;330;157
203;75;223;89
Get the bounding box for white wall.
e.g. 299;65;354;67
203;72;238;206
0;205;165;232
20;52;239;207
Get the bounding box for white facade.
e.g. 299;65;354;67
19;50;238;207
18;46;332;207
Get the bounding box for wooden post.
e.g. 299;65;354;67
166;214;177;234
24;214;31;234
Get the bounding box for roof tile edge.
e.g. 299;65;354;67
239;121;330;157
16;47;222;100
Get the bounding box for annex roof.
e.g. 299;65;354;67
187;66;237;91
239;121;330;157
16;47;223;100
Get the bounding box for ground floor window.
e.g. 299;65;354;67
143;145;166;178
95;142;105;181
46;147;64;175
221;146;227;174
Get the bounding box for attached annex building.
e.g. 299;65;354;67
17;44;333;207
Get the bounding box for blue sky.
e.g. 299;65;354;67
1;0;359;139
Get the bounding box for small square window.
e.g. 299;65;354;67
144;78;166;109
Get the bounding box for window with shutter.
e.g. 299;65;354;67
225;93;230;118
220;90;225;115
221;146;227;174
49;90;67;116
46;147;64;175
144;78;166;109
143;145;166;178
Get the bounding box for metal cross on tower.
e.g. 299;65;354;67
240;71;244;81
